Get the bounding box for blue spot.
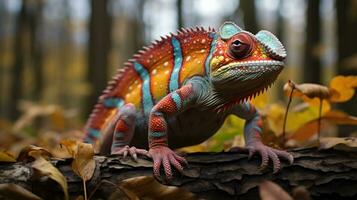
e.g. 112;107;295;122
169;37;183;92
255;30;286;58
103;98;124;108
219;22;242;40
244;102;250;111
88;128;101;139
134;62;154;114
112;142;126;148
83;137;93;144
205;33;218;76
114;132;125;139
253;126;262;133
171;92;182;110
150;132;166;138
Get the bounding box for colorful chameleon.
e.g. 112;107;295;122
84;21;293;179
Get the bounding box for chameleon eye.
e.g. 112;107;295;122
228;33;254;59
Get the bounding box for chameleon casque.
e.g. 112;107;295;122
84;21;293;179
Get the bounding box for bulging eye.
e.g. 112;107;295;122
228;33;254;59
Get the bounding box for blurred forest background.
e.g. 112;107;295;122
0;0;356;139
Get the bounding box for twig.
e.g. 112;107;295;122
283;81;295;145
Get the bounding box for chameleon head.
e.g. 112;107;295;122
210;21;286;99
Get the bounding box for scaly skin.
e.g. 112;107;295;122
83;21;293;180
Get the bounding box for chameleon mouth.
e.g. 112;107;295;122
215;60;284;74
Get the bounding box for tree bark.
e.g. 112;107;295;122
1;148;357;199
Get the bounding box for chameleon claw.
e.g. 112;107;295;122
246;142;293;173
149;146;186;181
111;145;149;161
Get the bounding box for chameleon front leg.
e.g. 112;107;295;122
148;83;198;180
231;102;293;173
111;103;149;160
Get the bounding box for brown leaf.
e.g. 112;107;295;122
17;145;52;162
329;75;357;102
0;183;43;200
0;151;16;162
319;137;357;151
291;186;311;200
259;181;293;200
118;176;199;200
59;139;79;158
71;142;96;181
283;80;331;99
31;154;69;200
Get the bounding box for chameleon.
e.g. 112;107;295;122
83;21;293;179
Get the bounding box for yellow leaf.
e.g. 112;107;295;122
329;75;357;102
266;104;285;135
0;151;16;162
289;110;357;141
288;120;319;142
31;154;69;200
0;183;43;200
71;142;96;181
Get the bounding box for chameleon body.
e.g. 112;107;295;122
84;21;293;179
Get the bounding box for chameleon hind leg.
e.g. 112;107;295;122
111;103;149;160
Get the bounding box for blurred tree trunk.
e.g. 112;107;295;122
303;0;321;84
336;0;357;135
0;0;6;117
275;0;285;101
239;0;258;33
8;0;28;120
57;0;72;106
28;0;44;101
177;0;184;28
84;0;112;118
276;0;284;40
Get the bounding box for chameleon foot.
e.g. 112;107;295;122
111;145;149;161
149;146;187;180
246;142;293;173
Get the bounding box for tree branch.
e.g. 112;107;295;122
1;148;357;199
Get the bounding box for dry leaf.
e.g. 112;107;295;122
329;75;357;102
31;153;69;200
283;80;331;99
319;137;357;151
259;181;293;200
0;151;16;162
290;110;357;141
291;186;311;200
71;142;96;181
0;183;43;200
17;145;51;162
60;139;80;158
119;176;198;200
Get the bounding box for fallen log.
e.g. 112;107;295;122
1;147;357;199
